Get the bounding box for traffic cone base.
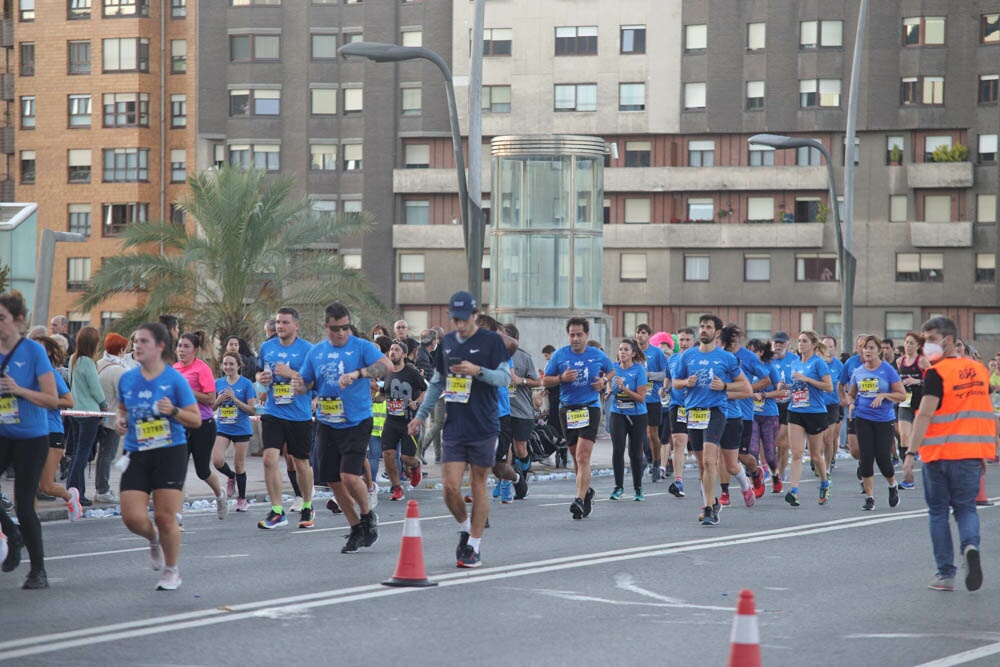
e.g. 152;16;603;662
382;500;438;588
728;589;762;667
976;473;993;507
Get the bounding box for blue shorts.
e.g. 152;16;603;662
686;407;727;451
442;434;498;469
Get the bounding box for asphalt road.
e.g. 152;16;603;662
1;464;998;667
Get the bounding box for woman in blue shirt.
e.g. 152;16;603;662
786;331;833;507
116;322;200;591
848;335;906;511
33;336;81;522
211;352;257;512
747;339;781;485
608;339;648;501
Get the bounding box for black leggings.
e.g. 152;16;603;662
0;435;48;571
610;412;648;491
855;417;895;480
186;419;217;481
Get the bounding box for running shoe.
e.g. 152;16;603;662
464;494;473;503
410;463;422;488
964;545;983;592
513;473;528;500
0;530;7;566
582;487;595;517
94;492;118;503
0;491;12;513
664;460;674;477
298;507;314;529
457;544;481;568
862;496;875;511
651;466;661;483
235;498;249;512
65;487;83;522
785;492;800;507
368;484;379;510
751;469;765;499
609;486;624;500
668;480;686;498
634;489;644;502
888;484;900;508
257;510;287;529
900;480;916;490
742;487;755;508
149;537;164;572
719;491;731;507
928;575;955;591
226;476;236;498
155;569;182;591
570;497;585;520
772;475;783;494
500;480;513;504
456;530;470;560
492;482;502;499
701;506;719;526
1;527;20;572
216;494;229;520
22;568;47;590
389;485;404;501
818;482;830;505
327;498;343;513
290;496;303;513
361;512;379;548
341;524;364;554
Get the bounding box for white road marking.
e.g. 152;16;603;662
538;492;668;506
911;641;1000;666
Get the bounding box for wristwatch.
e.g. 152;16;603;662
905;450;916;457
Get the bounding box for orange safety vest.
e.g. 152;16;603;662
920;357;997;462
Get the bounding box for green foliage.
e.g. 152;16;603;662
816;202;829;223
889;144;902;164
0;264;9;294
931;143;968;163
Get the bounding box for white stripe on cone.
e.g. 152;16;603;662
729;616;760;645
401;516;422;538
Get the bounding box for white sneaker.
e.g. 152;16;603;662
149;534;164;572
367;484;379;510
216;494;229;520
94;492;118;504
156;568;182;591
290;496;303;513
65;487;83;522
176;512;184;532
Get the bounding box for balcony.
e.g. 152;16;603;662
0;179;13;202
908;221;973;248
604;166;829;193
0;127;12;155
0;19;12;48
906;162;974;189
605;221;826;249
394;167;491;195
0;74;12;102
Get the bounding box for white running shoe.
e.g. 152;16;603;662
368;484;379;510
176;512;184;532
156;568;182;591
0;530;8;564
290;496;303;513
65;487;83;522
94;491;119;504
216;494;229;520
149;536;164;572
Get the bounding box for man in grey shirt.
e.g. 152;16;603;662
505;324;541;488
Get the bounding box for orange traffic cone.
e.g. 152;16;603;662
382;500;438;588
728;589;762;667
976;472;993;507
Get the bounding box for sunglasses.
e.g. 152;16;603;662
327;324;351;332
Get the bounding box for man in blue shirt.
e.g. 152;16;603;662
409;292;510;568
636;324;668;481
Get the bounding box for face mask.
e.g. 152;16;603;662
923;342;943;362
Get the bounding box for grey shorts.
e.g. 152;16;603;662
442;434;498;468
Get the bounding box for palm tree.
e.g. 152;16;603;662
78;165;393;347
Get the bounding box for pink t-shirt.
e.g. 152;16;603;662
173;358;216;421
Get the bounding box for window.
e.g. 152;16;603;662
685;24;706;51
341;252;361;270
170;149;186;183
624;198;650;224
343;88;363;113
795;198;820;222
746;313;772;340
624;141;650;167
20;0;34;21
310;145;336;171
887;136;904;164
311;200;336;215
102;202;148;237
896;252;943;282
980;75;998;104
744;255;770;281
983;14;1000;44
482;28;512;56
980;134;998;163
619;83;645;111
800;78;841;108
252;145;280;171
399;254;425;282
749;145;774;166
68;41;91;74
684;255;709;281
620;253;646;281
67;258;91;291
684;82;706;110
343;32;363;45
924;135;952;161
622;312;649;337
170;94;186;128
482;85;511;113
231;0;282;4
103;93;149;127
688;140;714;166
401;30;421;47
230;34;280;61
889;195;907;222
68;149;92;183
974;313;1000;338
172;202;187;226
554;84;597;112
800;20;843;48
976;254;996;283
20;96;35;129
229;89;280;116
747;197;774;222
69;0;91;19
796;254;839;281
901;76;944;105
20;151;35;184
885;313;914;340
170;40;186;73
555;26;597;55
747;22;765;50
213;144;225;169
104;0;148;17
978;194;997;223
68;94;92;127
746;80;764;110
311;89;337;115
405;200;429;225
404;144;429;169
620;25;645;54
342;144;362;171
797;140;823;166
171;0;185;18
924;195;951;222
401;87;422;115
342;200;362;214
922;76;945;105
903;16;945;46
103;38;150;72
19;43;34;76
103;148;149;182
68;204;91;237
311;34;337;59
687;198;713;221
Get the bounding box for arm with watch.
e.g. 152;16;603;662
154;395;201;429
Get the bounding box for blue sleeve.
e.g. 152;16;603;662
544;350;560;376
673;351;689;379
885;363;901;383
636;365;648;387
55;372;69;395
816;358;831;378
299;349;316;385
729;354;744;380
839;363;851;385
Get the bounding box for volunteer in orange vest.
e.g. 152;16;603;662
907;316;997;593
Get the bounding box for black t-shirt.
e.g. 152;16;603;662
383;362;427;421
923;367;943;400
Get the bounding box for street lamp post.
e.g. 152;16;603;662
338;41;484;303
748;134;856;350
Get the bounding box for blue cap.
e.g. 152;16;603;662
448;291;477;320
773;331;790;343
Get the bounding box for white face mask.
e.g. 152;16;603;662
923;342;943;362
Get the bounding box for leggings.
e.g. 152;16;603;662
751;415;779;470
855;416;896;479
186;419;217;481
610;412;648;491
0;435;48;571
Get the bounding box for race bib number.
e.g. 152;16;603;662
136;418;172;450
791;388;810;409
317;398;345;424
676;406;687;424
508;382;516;396
272;383;294;405
615;394;635;411
753;396;765;413
647;381;654;391
900;392;913;409
0;395;19;424
444;375;472;404
386;399;406;417
858;378;879;395
566;408;590;429
218;405;238;425
687;408;710;430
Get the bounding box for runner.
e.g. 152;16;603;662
476;314;524;504
505;323;540;499
543;317;614;520
839;334;869;485
116;322;200;591
34;336;82;521
635;324;668;481
608;339;648;501
66;327;107;507
378;339;426;501
785;331;834;507
293;301;391;551
896;332;929;490
770;331;798;493
666;327;695;498
820;336;844;473
747;339;781;491
95;333;129;503
211;352;257;512
720;325;771;503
